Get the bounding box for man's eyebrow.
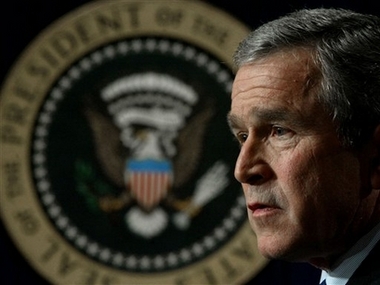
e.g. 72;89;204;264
227;112;243;130
227;107;311;129
253;108;291;122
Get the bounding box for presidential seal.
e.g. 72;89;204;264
0;1;267;284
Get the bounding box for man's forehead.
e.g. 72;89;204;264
233;69;305;96
237;57;311;82
235;50;316;82
232;52;320;102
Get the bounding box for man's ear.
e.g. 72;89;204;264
371;125;380;189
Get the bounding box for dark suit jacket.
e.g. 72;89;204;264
347;240;380;285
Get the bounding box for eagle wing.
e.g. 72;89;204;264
83;106;125;187
173;103;214;188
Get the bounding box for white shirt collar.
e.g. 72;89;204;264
319;222;380;285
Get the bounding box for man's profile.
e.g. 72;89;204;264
228;8;380;285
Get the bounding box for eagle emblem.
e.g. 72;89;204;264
84;72;227;238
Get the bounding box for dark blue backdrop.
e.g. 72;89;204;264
1;1;379;284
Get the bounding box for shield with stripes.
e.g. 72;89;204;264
125;159;173;211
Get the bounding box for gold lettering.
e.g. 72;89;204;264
26;55;52;78
75;21;95;44
100;275;118;285
15;209;40;235
40;238;60;262
3;161;23;198
155;7;183;27
83;269;98;284
58;252;80;276
174;276;189;285
192;16;228;45
219;257;239;279
51;31;79;57
96;11;122;33
40;48;59;69
40;238;81;279
3;103;28;125
1;125;22;144
124;4;141;27
202;267;218;284
13;83;36;102
81;269;119;285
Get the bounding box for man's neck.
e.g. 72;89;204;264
309;221;380;271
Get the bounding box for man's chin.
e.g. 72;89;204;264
257;239;307;262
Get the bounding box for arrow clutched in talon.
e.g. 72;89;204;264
173;161;229;230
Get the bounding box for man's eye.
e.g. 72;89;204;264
236;132;248;144
271;126;292;138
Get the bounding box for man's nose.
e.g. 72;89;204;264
234;137;273;185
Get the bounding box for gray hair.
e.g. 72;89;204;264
234;8;380;148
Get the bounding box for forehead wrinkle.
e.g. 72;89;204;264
229;106;314;130
233;52;320;99
234;74;304;94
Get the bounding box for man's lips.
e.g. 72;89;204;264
248;203;280;216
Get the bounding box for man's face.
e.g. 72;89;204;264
228;51;368;262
